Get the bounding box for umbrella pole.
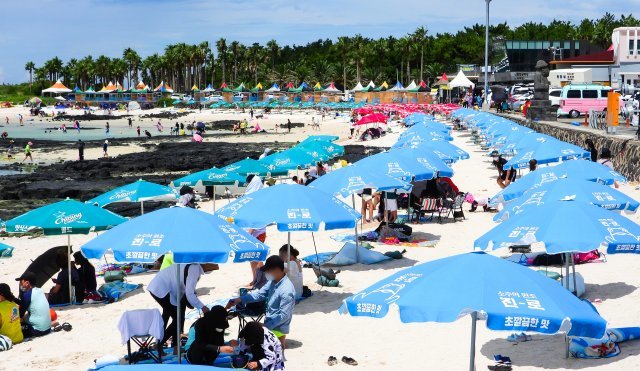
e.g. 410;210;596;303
351;194;360;263
469;311;477;371
286;232;291;275
67;234;73;303
571;254;578;296
140;201;144;215
176;265;182;363
564;253;569;291
213;186;216;213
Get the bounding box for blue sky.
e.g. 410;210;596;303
0;0;637;83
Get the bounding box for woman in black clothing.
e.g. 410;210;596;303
73;252;96;302
491;151;516;188
186;305;234;365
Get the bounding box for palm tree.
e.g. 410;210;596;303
123;48;141;88
216;38;228;83
412;26;428;81
424;62;444;85
24;61;35;92
266;39;280;70
336;37;351;91
351;34;366;83
230;41;240;83
199;41;211;87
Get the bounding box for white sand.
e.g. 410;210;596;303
1;109;639;371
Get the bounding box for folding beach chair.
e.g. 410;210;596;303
415;198;442;223
442;193;466;222
117;309;164;364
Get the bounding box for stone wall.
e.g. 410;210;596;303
501;115;640;182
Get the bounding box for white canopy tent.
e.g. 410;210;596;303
405;80;418;90
366;81;376;89
449;71;475;89
41;80;72;95
351;82;364;92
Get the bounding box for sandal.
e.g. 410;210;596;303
327;356;338;366
61;323;72;332
342;356;358;366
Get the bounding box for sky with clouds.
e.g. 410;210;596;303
0;0;638;83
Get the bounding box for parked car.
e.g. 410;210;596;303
549;88;562;108
557;84;617;118
508;92;533;111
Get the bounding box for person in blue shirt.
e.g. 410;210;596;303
227;255;295;351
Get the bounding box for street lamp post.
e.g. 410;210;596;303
484;0;492;110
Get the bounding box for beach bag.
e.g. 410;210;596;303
0;335;12;351
231;353;250;368
104;270;125;283
532;253;564;266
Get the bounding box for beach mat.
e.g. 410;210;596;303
96;363;230;370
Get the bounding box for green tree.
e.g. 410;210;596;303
24;61;35;93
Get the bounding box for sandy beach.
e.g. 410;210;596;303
0;108;639;371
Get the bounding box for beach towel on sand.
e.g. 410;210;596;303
98;282;141;302
302;242;392;266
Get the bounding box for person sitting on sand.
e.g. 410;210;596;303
184;305;235;365
73;252;98;303
47;253;80;305
227;255;295;352
0;283;23;345
279;245;303;300
237;321;285;371
16;272;51;338
177;186;197;208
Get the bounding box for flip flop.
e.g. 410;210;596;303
342;356;358;366
327;356;338;366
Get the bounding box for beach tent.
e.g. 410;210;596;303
374;81;389;92
449;70;475;88
366;81;376;89
154;81;174;93
351;82;364;92
313;82;323;91
84;87;96;93
285;82;294;89
434;74;449;86
41;79;72;94
249;82;263;93
220;82;228;90
265;83;280;92
115;82;124;91
406;80;418;90
232;83;248;93
100;82;117;92
73;86;82;93
303;241;392;266
203;84;215;92
135;81;147;90
191;84;200;92
388;81;405;91
323;82;341;93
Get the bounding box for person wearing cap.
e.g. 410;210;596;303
184;305;235;365
0;283;23;344
102;140;109;158
227;255;295;351
490;150;515;189
238;321;285;371
15;272;51;338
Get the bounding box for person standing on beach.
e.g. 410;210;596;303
4;117;8;125
128;117;132;128
250;109;254;119
18;114;23;125
105;122;110;135
287;119;291;133
77;140;85;161
102;140;109;158
136;126;141;137
157;120;163;132
21;142;33;163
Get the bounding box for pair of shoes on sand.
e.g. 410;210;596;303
506;332;532;342
328;356;357;366
488;355;512;370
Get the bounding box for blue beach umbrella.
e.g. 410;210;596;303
171;168;245;212
475;201;640;254
259;148;317;171
222;158;287;177
310;163;412;198
490;160;627;205
5;198;126;300
340;251;607;371
81;207;269;264
87;179;178;214
81;207;268;364
494;178;639;222
355;150;452;182
217;184;360;232
297;141;344;162
505;140;589;169
392;140;470;163
299;135;339;144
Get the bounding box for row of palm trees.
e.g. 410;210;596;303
26;13;637;94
